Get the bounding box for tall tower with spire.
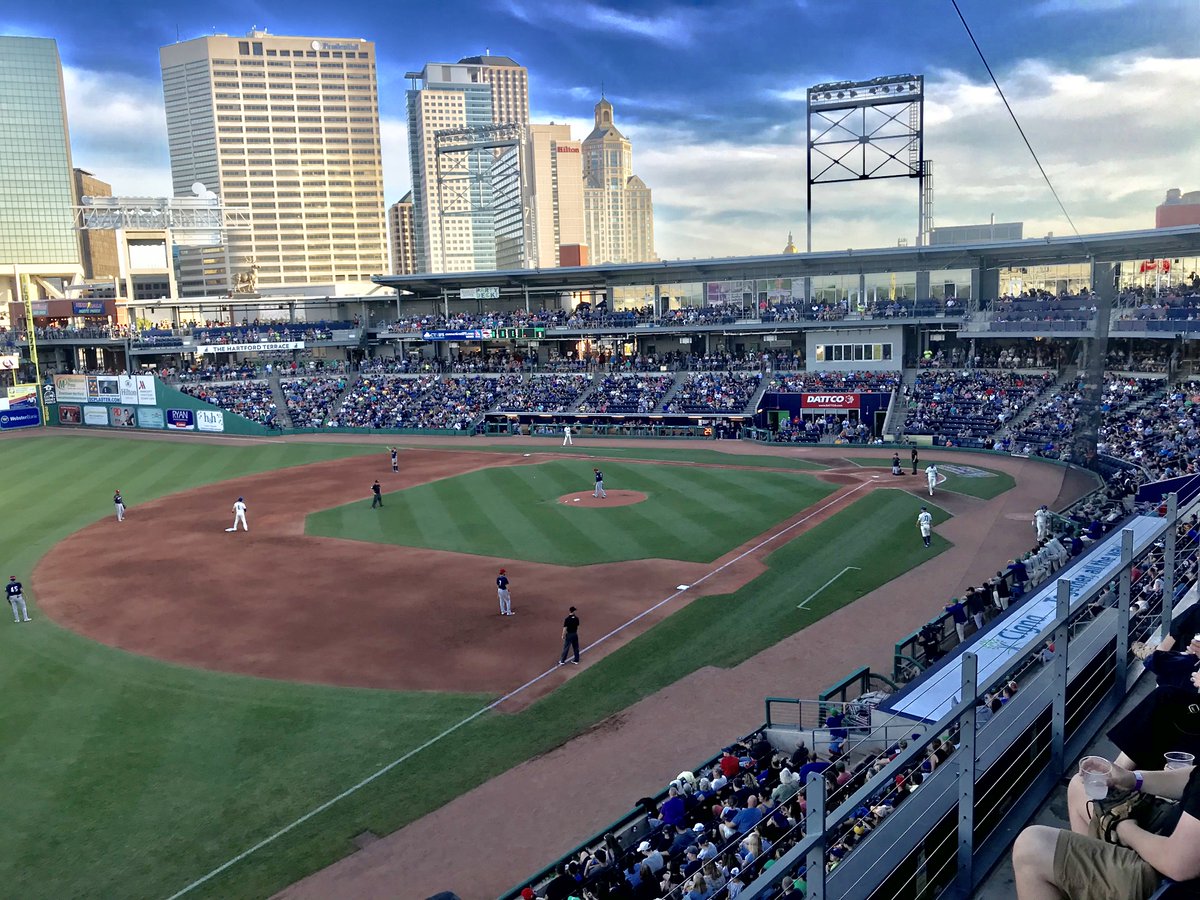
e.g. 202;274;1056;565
582;97;656;263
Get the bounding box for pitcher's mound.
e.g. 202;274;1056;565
556;490;647;508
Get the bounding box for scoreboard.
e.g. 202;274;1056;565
493;327;545;340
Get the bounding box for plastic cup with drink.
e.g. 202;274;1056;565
1079;756;1112;800
1165;751;1196;770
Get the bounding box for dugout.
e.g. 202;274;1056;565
755;391;892;436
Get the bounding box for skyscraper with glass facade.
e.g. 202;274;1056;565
0;36;83;316
405;56;529;273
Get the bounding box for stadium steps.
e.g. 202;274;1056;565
565;372;598;413
994;368;1078;438
324;375;360;426
484;372;529;415
743;374;770;415
268;374;294;429
653;370;690;413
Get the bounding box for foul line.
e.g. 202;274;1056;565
164;479;872;899
797;566;862;609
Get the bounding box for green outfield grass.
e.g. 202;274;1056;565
1;434;949;900
418;442;826;469
306;460;836;565
845;456;1016;499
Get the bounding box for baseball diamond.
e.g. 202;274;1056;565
0;427;1097;900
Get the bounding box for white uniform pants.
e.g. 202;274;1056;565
9;594;29;622
498;589;512;615
927;476;936;496
234;511;248;531
1035;517;1049;541
594;480;606;498
116;502;125;522
563;431;573;445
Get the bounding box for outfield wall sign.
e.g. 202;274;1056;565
0;407;40;430
166;409;195;430
801;393;862;409
879;514;1167;723
196;409;224;432
195;341;304;355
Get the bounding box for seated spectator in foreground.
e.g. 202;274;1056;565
1012;761;1200;899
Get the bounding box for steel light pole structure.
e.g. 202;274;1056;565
806;74;926;254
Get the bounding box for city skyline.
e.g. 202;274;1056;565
2;0;1198;262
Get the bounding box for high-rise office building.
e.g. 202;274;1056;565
388;192;417;275
582;98;656;264
525;124;585;269
0;35;83;319
405;55;529;273
160;30;387;295
72;169;120;279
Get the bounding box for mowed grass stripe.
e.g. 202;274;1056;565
307;460;836;566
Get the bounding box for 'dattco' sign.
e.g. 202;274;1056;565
800;393;862;409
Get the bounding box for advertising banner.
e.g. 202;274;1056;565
166;409;195;430
58;405;82;425
420;330;488;341
9;383;38;407
43;382;56;405
118;375;140;405
109;406;137;428
137;408;164;429
0;407;40;430
83;405;108;426
30;301;49;317
53;374;88;403
92;376;121;404
800;393;862;409
0;354;18;370
72;301;106;316
195;341;304;355
196;409;225;433
135;375;157;406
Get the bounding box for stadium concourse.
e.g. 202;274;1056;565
268;440;1094;900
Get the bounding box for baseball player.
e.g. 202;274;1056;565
562;424;573;446
593;467;607;499
7;575;30;623
891;452;902;476
371;480;383;508
388;446;399;473
925;463;939;497
1033;504;1050;541
114;489;126;522
231;496;248;532
496;568;513;615
917;507;933;548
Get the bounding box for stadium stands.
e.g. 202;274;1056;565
179;380;278;427
282;376;346;428
577;374;676;414
903;370;1055;445
768;371;900;393
496;375;592;413
330;374;522;430
665;373;762;414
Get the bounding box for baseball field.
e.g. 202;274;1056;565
1;432;971;899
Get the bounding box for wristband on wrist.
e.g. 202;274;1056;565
1134;770;1144;793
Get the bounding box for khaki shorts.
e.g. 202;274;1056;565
1053;830;1160;900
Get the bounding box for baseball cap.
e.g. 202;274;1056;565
521;890;535;900
692;823;705;833
637;840;652;852
499;568;506;574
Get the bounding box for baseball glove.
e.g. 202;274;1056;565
1087;789;1157;845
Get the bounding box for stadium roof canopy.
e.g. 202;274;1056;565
374;225;1200;299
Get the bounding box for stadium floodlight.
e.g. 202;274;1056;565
805;74;925;256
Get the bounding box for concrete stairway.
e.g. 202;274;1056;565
653;370;690;413
268;373;294;429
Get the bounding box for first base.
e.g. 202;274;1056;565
676;584;690;590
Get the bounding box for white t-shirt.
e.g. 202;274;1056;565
233;501;246;515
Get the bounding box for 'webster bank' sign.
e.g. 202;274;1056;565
195;341;304;354
880;513;1168;724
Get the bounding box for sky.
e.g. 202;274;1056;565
4;0;1199;260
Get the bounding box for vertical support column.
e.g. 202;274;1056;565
1051;578;1071;776
858;273;866;311
955;652;978;896
653;284;662;321
1115;529;1134;691
805;772;827;900
1163;493;1178;640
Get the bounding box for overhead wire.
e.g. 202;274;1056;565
949;0;1088;250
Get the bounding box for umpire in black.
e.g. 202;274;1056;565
559;606;581;665
371;479;383;508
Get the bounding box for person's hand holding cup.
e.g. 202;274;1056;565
1080;756;1114;800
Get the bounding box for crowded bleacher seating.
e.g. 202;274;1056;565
281;376;346;428
769;371;900;393
330;374;521;430
179;380;278;427
496;375;591;413
665;372;762;414
576;374;676;414
903;370;1054;445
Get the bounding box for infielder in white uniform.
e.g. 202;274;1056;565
562;424;573;446
231;496;248;532
925;463;939;497
917;507;933;548
1033;504;1050;541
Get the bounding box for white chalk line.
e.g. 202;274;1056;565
797;566;862;609
164;479;873;899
